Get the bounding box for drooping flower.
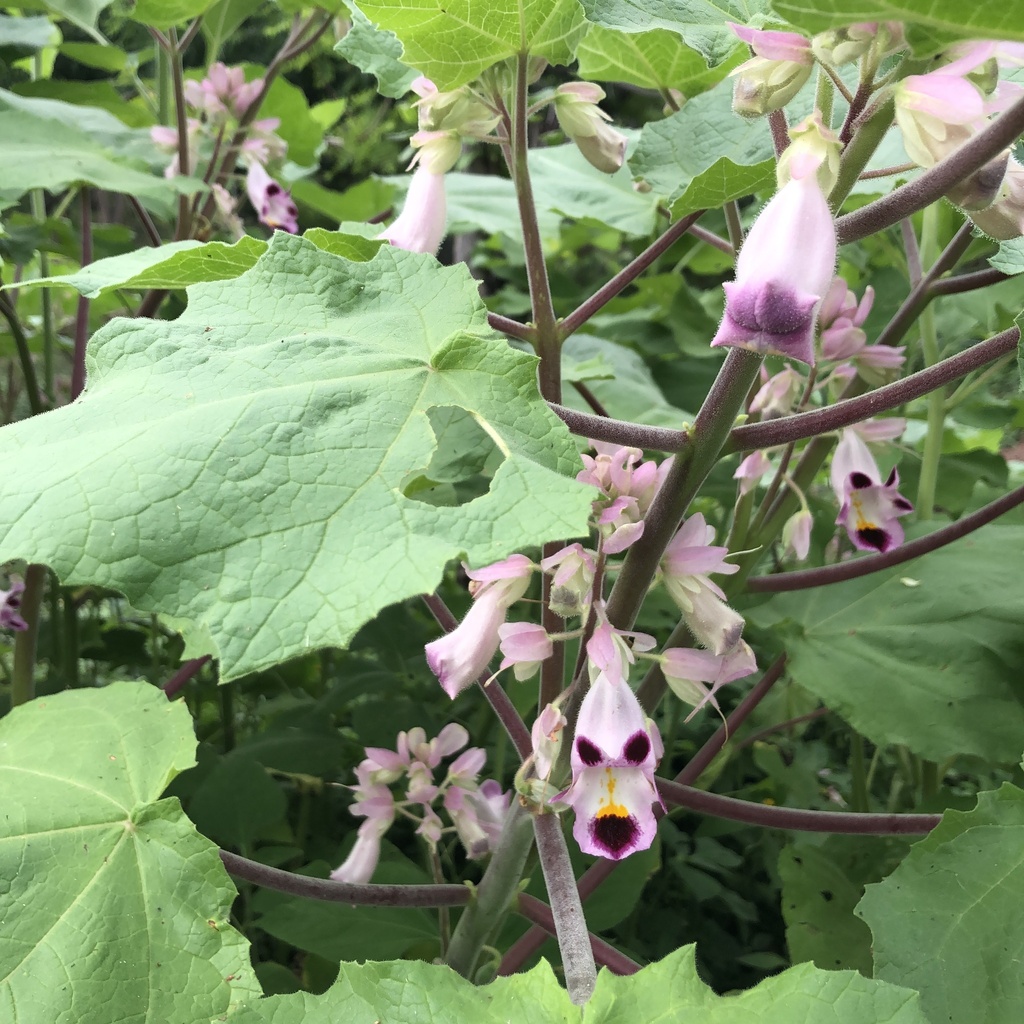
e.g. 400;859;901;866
531;702;567;781
750;366;803;418
330;815;390;884
245;161;298;233
782;508;814;560
660;514;744;654
557;627;663;860
425;554;533;697
710;148;837;365
830;429;914;553
378;165;447;255
734;450;772;495
728;23;814;117
0;580;27;632
660;641;758;719
553;82;628;174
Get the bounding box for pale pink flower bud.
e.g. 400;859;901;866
378;166;447;255
782;509;813;560
971;156;1024;239
728;24;813;118
734;450;772;495
498;621;553;681
711;173;837;365
540;543;596;619
852;418;906;443
895;72;987;168
750;367;803;418
554;82;628;174
531;703;567;780
448;746;486;781
330;817;389;884
812;23;878;66
777;113;841;193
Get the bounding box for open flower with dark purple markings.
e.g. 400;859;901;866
245;161;298;233
831;429;914;553
0;580;27;632
557;617;662;860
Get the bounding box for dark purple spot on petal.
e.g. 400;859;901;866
266;184;281;196
857;527;888;551
576;737;603;766
885;467;898;486
893;497;913;511
849;471;873;489
622;731;651;765
755;282;815;334
590;813;639;856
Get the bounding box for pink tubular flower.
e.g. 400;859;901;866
185;63;263;120
540;543;597;619
0;580;27;632
661;515;744;655
661;641;758;720
425;554;533;698
831;429;914;553
378;165;447;255
750;366;803;417
557;651;663;860
711;170;837;366
330;816;390;884
245;162;298;233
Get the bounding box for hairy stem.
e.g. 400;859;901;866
0;291;45;416
445;801;535;977
71;187;92;401
532;812;596;1005
11;564;46;707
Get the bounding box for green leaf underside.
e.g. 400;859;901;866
0;109;200;202
335;3;419;98
630;85;776;217
15;232;382;298
355;0;587;90
774;0;1024;54
223;944;927;1021
0;14;61;51
857;785;1024;1024
0;683;257;1022
580;0;766;66
745;524;1024;762
0;235;592;681
577;22;742;93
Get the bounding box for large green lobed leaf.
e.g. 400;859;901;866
355;0;587;89
0;682;258;1022
775;0;1024;55
857;783;1024;1024
630;84;776;217
581;0;769;66
0;235;592;681
745;524;1024;762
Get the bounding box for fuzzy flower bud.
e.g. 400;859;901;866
554;82;628;174
378;165;448;255
971;157;1024;239
782;509;813;560
728;23;813;117
777;113;841;194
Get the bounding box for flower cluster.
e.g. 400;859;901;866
577;440;673;553
150;62;297;235
894;40;1024;237
331;724;509;883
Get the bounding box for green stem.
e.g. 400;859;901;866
815;66;836;125
532;811;596;1005
915;205;943;519
606;349;763;631
445;801;535;978
830;97;894;211
511;52;560;401
0;291;45;416
850;730;868;812
11;564;47;707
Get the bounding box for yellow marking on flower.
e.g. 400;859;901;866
595;768;629;818
850;494;877;532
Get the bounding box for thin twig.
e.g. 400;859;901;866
548;403;689;452
71;187;92;400
128;196;163;247
559;210;706;339
728;327;1020;452
658;779;940;835
747;481;1024;592
163;655;212;699
0;291;45;416
487;311;534;342
219;850;471;906
570;381;610;417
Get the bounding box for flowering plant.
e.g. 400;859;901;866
1;2;1024;1019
